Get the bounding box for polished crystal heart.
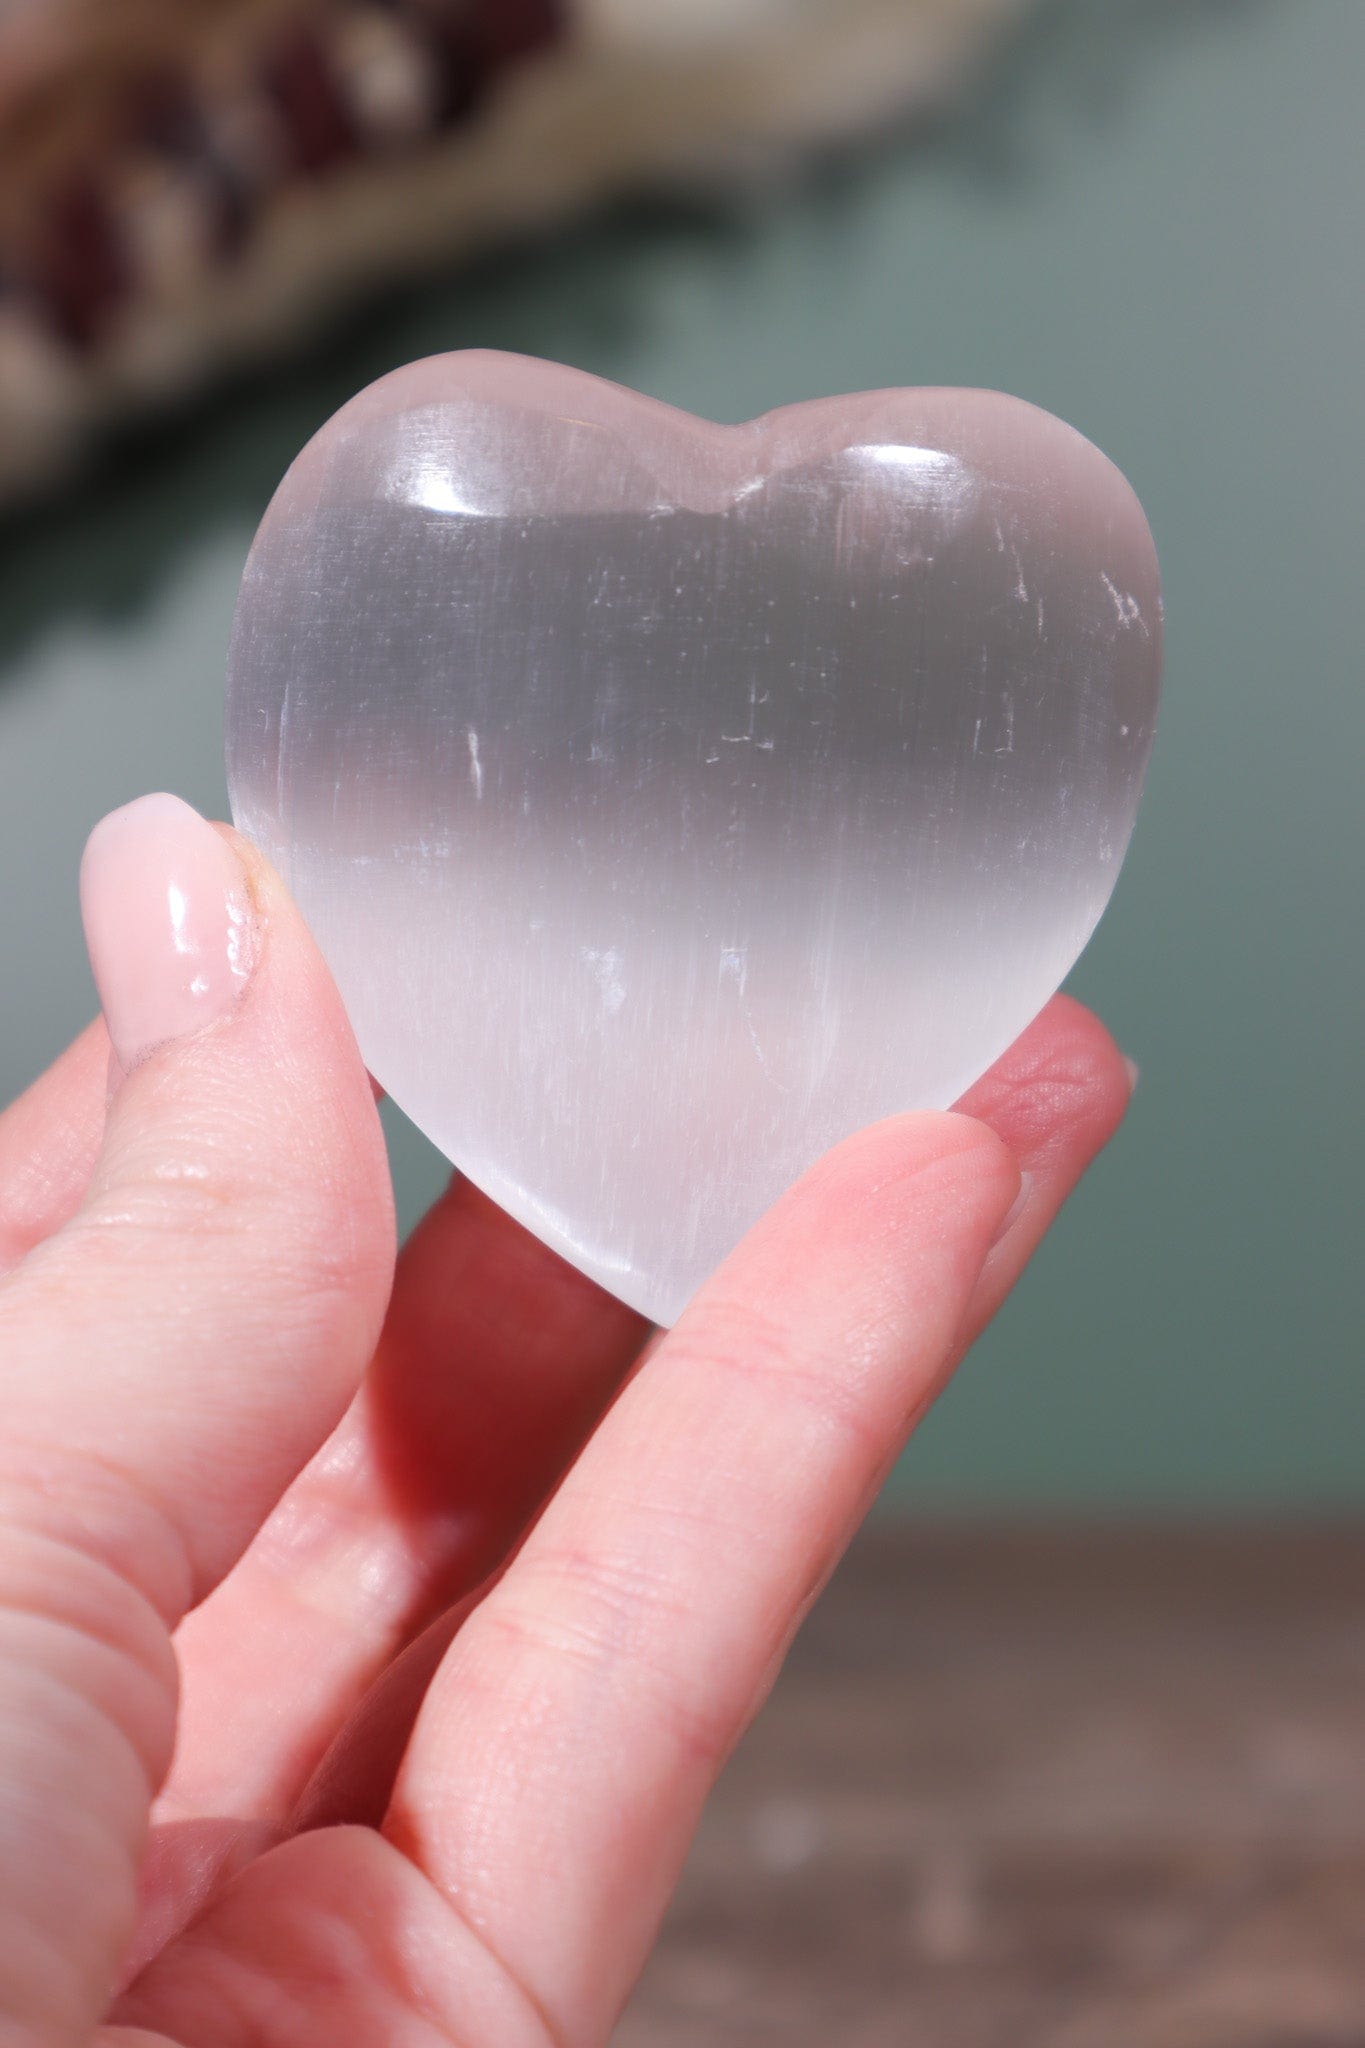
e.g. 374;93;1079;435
226;352;1160;1323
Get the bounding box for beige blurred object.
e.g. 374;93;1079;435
0;0;1031;506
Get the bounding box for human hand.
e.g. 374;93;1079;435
0;793;1133;2046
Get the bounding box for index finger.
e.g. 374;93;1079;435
386;1109;1019;2045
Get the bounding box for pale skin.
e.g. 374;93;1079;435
0;817;1133;2046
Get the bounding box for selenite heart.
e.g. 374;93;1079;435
226;352;1160;1324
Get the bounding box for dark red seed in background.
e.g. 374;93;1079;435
407;13;491;130
472;0;568;66
127;65;202;158
33;173;132;350
261;29;359;174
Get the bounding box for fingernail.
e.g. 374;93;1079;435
80;793;258;1075
990;1170;1034;1249
1123;1055;1141;1094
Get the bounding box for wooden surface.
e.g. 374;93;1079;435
619;1525;1365;2045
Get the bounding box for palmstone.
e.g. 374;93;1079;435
226;352;1161;1325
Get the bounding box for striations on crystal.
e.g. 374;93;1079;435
226;351;1162;1324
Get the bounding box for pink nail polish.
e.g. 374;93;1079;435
80;793;258;1074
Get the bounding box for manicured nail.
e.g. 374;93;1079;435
990;1170;1034;1248
1123;1055;1141;1094
80;793;258;1075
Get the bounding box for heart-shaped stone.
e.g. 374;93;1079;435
226;352;1160;1324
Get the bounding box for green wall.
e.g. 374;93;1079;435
0;1;1359;1503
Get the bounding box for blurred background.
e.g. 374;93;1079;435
2;0;1358;1506
1;2;1363;2036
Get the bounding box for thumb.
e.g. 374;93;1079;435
0;792;394;2043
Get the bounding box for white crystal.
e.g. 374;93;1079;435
226;352;1161;1323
